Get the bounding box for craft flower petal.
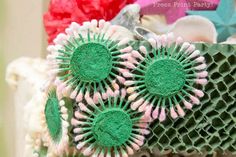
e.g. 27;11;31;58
171;15;217;43
223;34;236;44
140;15;217;43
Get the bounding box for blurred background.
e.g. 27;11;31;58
0;0;49;156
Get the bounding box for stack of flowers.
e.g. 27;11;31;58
36;19;207;156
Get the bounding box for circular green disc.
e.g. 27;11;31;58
145;59;186;97
45;90;62;143
70;43;112;82
92;109;132;147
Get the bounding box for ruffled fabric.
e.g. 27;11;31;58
6;57;50;157
43;0;134;43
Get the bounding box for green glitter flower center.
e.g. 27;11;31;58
92;109;132;147
145;59;186;97
70;42;112;82
45;90;62;143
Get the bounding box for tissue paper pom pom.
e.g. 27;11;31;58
43;0;134;43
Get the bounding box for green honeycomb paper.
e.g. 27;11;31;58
140;43;236;156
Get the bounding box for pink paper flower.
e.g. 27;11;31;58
43;0;134;43
136;0;219;24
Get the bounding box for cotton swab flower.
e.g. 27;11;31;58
41;88;70;155
47;19;132;105
123;33;208;122
71;93;150;157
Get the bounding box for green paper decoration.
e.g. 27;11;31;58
123;36;207;122
55;35;119;85
145;59;186;97
70;43;112;82
92;108;132;147
187;0;236;42
47;20;132;105
45;89;63;143
72;95;149;156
